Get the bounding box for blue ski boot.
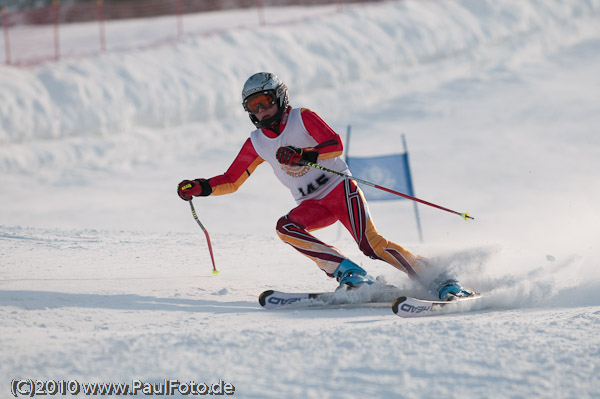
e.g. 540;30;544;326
431;278;475;301
333;259;374;289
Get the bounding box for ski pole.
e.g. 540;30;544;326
189;200;220;275
299;160;474;221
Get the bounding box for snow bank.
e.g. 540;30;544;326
1;0;599;145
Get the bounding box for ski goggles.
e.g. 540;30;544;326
244;92;276;114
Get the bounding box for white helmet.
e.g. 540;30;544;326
242;72;289;129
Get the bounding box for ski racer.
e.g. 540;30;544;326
177;72;474;300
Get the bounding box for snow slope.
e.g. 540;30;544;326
1;0;600;397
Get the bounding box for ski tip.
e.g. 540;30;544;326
258;290;274;307
391;296;407;314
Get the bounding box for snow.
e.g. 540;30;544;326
1;0;600;397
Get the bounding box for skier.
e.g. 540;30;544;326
177;72;473;300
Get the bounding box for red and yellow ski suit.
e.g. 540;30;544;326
205;107;428;279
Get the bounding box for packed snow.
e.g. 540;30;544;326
1;0;600;397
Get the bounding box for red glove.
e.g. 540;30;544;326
177;179;211;201
275;146;318;166
276;146;303;166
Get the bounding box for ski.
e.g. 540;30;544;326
259;285;404;309
259;288;484;316
259;290;332;309
391;294;482;318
